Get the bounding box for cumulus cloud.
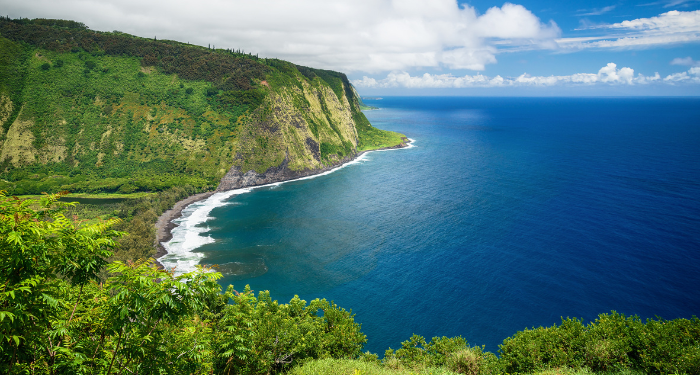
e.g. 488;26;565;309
664;66;700;82
1;0;560;73
559;10;700;49
352;62;677;89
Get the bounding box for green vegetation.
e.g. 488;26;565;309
0;193;365;374
0;16;406;265
2;17;696;375
0;17;405;197
2;193;699;374
354;111;406;151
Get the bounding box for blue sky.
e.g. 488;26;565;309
2;0;700;95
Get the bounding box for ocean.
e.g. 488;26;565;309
160;97;700;354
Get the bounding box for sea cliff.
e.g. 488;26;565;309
0;17;408;264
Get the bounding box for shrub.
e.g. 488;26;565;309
40;62;50;70
0;192;224;374
633;316;700;375
117;182;138;193
214;287;367;375
499;317;587;373
446;348;482;375
583;312;638;371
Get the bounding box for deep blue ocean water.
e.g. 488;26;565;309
161;97;700;354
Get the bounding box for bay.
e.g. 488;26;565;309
163;97;700;354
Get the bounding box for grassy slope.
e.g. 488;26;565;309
354;110;406;151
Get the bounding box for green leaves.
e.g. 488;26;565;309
498;312;700;375
0;191;119;370
0;192;224;374
215;287;367;375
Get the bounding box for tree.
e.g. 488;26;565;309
0;192;121;371
214;286;367;375
0;192;223;374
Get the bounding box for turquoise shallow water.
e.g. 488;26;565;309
161;97;700;354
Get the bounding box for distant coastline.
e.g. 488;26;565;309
360;105;380;110
154;138;411;269
360;97;382;111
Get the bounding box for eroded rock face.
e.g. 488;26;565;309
217;76;365;191
216;138;410;191
216;153;357;191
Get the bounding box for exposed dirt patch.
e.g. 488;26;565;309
0;107;37;166
0;94;13;129
140;66;156;74
100;128;112;148
39;137;68;163
179;137;206;152
34;52;49;62
96;152;105;166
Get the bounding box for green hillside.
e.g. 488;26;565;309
0;17;406;196
0;17;407;264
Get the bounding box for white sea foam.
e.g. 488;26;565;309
158;141;414;275
159;189;248;275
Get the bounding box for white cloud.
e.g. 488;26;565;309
664;65;700;82
660;0;700;8
352;63;675;89
598;63;634;83
671;57;700;66
559;10;700;50
1;0;560;73
578;5;617;16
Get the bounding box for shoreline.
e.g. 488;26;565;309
153;139;411;268
153;191;216;263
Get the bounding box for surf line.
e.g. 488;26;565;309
158;139;416;275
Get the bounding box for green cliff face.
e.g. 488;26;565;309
0;18;406;195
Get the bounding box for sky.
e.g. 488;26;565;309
2;0;700;95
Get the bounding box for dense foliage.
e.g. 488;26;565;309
498;313;700;374
0;17;268;90
0;193;366;374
